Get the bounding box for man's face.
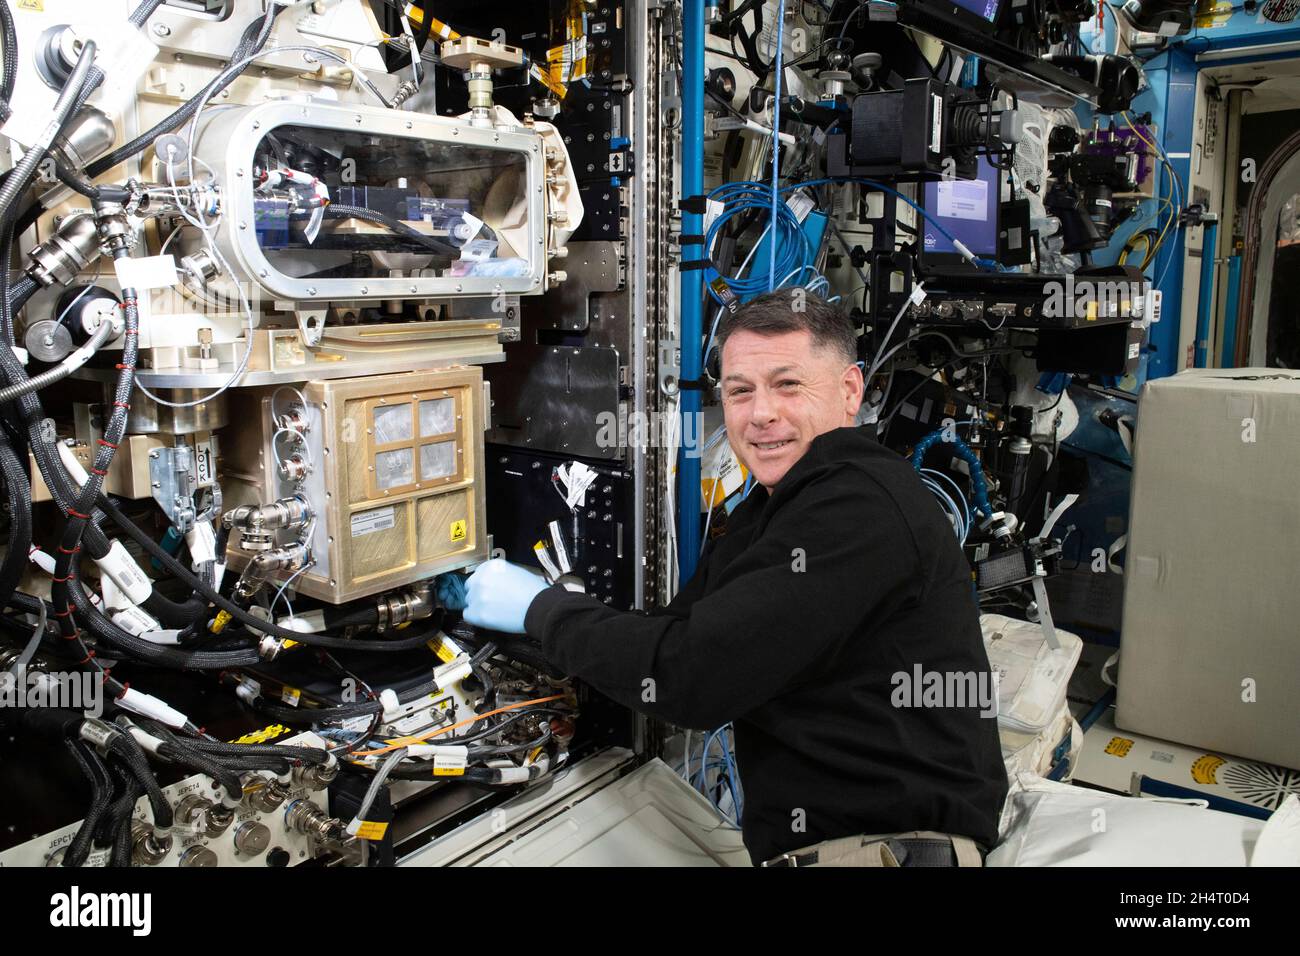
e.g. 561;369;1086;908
720;328;864;491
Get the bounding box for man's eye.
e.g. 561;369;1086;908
727;388;751;399
778;380;799;389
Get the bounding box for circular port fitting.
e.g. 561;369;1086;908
234;821;272;856
278;454;310;483
35;25;86;91
246;778;290;813
179;845;219;867
24;320;74;364
130;821;173;866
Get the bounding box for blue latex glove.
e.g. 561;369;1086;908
435;572;469;611
462;558;549;634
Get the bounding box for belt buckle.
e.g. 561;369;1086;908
764;852;801;868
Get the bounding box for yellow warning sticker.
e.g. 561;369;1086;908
433;764;466;777
1194;0;1235;28
230;724;292;745
1104;736;1134;757
1191;754;1226;785
428;639;457;663
281;686;301;707
354;821;388;841
450;519;467;542
16;0;43;11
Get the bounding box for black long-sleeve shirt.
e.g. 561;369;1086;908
524;424;1008;864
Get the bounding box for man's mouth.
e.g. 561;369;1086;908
751;439;793;452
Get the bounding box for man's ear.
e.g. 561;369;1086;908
842;361;865;421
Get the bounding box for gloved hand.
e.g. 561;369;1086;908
462;558;549;634
435;572;469;611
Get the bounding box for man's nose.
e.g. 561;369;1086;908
750;386;778;428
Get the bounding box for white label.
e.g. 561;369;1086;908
716;448;744;498
547;520;572;573
785;192;815;223
704;198;725;235
459;238;498;261
433;748;469;774
281;687;301;707
195;439;215;486
1095;198;1113;208
351;507;395;537
114;255;179;291
534;542;561;580
341;715;372;734
112;606;158;636
930;94;943;154
936;178;989;222
80;722;116;749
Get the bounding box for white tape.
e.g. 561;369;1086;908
495;766;530;784
116;688;188;729
235;677;262;706
186;522;217;567
95;540;153;606
114;255;179;291
110;604;160;636
126;725;166;756
432;655;472;690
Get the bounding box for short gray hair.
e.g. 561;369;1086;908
716;290;857;368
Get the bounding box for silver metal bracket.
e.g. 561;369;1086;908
294;308;329;348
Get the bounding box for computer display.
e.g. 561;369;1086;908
921;154;1002;261
950;0;1004;24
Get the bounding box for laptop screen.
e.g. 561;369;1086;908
951;0;1004;24
920;154;1002;263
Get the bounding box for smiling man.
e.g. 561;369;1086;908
462;290;1007;867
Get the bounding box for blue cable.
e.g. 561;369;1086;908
703;182;810;302
768;9;786;291
911;429;994;519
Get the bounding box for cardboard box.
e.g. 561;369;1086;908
1116;368;1300;770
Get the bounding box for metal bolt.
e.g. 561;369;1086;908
152;23;170;37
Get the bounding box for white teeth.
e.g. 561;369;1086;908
755;441;790;450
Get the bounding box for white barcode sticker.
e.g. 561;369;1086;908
351;506;396;537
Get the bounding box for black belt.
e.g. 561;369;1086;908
765;836;963;868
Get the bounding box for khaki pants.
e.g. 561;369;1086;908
764;830;985;867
